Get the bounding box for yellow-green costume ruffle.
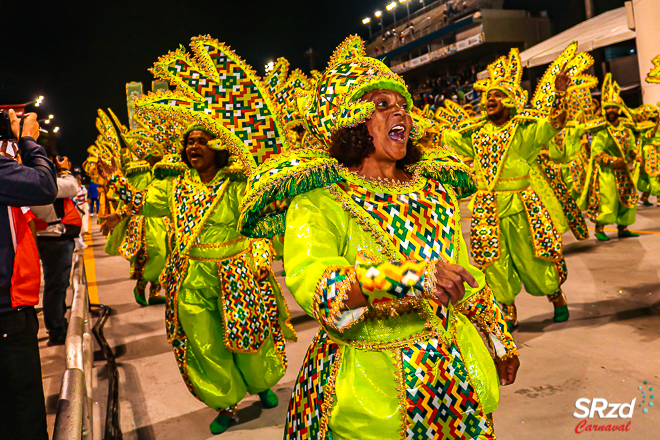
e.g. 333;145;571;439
110;168;295;410
444;114;567;306
578;123;638;225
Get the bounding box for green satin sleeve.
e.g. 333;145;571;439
226;180;247;218
548;124;586;163
126;169;153;191
453;216;487;300
443;129;475;158
591;129;613;157
283;188;351;320
517;118;559;162
142;178;172;218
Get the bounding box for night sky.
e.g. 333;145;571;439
2;0;620;165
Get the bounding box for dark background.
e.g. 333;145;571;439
1;0;623;164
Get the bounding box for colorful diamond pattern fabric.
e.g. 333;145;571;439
142;36;283;168
455;286;517;359
470;191;500;266
285;331;339;440
160;253;198;398
217;251;272;353
356;260;428;307
537;153;589;240
171;171;226;255
119;215;144;259
519;188;564;261
402;339;493;440
338;178;456;262
472;121;518;190
314;266;357;330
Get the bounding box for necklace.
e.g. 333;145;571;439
341;167;422;190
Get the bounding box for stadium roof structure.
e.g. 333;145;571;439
519;7;635;68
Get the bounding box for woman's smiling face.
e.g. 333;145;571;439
185;130;216;172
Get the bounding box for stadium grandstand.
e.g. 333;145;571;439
364;0;553;110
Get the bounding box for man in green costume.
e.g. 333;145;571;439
579;73;639;241
443;45;593;329
633;104;660;206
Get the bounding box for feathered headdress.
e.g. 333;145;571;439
601;73;624;109
646;54;660;84
261;57;320;148
299;35;418;148
134;35;287;170
529;41;597;116
473;48;527;112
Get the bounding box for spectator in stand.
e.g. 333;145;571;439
88;179;100;215
30;155;80;346
0;109;56;440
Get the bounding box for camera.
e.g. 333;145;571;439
0;110;15;141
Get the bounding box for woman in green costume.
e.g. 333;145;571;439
240;36;519;440
99;125;296;434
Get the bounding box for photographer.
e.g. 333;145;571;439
0;109;56;440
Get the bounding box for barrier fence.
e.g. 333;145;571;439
52;255;122;440
52;254;94;440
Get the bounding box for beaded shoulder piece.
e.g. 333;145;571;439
124;160;151;177
238;149;475;238
153;154;188;180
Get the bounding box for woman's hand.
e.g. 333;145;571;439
434;261;478;306
97;158;118;180
612;158;628;170
100;213;121;235
554;67;570;92
494;355;520;386
255;267;270;283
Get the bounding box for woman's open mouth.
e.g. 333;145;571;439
188;151;203;161
388;124;406;142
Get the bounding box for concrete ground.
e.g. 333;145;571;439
42;204;659;440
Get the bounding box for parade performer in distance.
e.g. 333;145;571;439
442;43;594;330
240;36;519;440
98;36;296;435
634;105;660;206
578;73;639;241
95;108;179;306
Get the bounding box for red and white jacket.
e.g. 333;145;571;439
6;206;40;308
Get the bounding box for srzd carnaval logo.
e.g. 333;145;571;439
573;398;635;433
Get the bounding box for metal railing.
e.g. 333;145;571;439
53;254;94;440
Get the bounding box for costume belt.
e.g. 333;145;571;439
476;175;530;193
471;174;563;266
187;236;250;261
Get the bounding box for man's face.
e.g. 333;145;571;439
604;106;620;123
485;89;509;121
